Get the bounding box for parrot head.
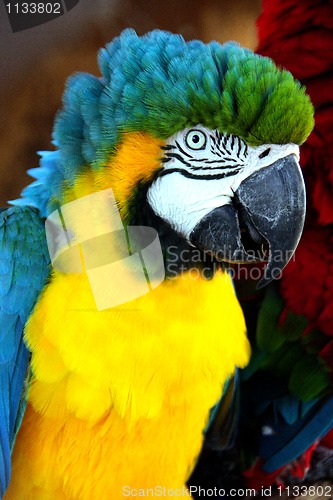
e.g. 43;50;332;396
147;127;305;286
37;30;314;286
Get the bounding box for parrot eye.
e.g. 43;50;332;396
185;130;207;150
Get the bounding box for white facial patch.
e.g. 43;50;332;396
147;125;300;239
148;174;233;237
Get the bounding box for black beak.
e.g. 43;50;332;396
190;155;306;288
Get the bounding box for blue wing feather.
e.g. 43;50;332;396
0;206;50;496
261;395;333;472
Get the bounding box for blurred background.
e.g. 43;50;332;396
0;0;261;206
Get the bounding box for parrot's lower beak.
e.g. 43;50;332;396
189;155;306;288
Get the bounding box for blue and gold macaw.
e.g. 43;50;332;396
0;30;313;498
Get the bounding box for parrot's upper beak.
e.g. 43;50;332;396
189;155;306;288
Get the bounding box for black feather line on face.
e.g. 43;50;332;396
157;167;241;180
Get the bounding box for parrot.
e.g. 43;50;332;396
0;29;314;499
207;0;333;491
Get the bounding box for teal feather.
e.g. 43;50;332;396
0;207;50;495
11;150;64;217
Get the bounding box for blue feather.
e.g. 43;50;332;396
261;395;333;472
11;150;64;217
0;206;50;496
276;394;302;426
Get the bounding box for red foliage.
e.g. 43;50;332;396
244;443;318;490
280;229;333;336
244;458;285;490
257;0;333;353
257;0;333;226
321;428;333;448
